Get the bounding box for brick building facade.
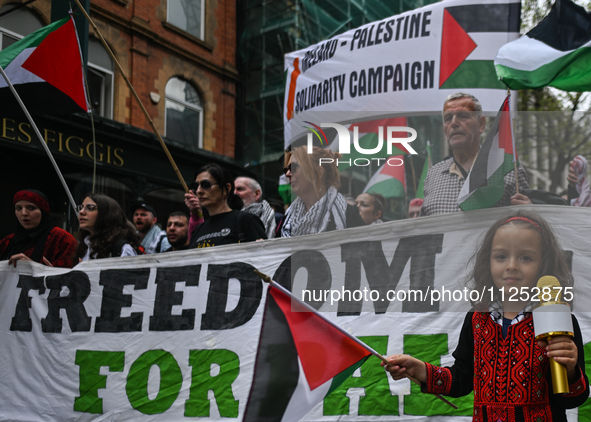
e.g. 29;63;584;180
0;0;244;236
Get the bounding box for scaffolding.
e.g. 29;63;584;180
238;0;439;165
237;0;441;215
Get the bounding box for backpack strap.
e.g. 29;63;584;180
111;238;127;258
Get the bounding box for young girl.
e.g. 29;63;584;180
383;210;588;422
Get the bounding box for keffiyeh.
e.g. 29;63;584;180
243;200;276;239
571;155;591;207
281;187;347;237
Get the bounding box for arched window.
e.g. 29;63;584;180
88;38;114;118
0;4;43;49
167;0;203;40
165;77;203;149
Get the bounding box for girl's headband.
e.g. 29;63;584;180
502;216;542;233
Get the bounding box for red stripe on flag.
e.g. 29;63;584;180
22;18;87;112
348;117;411;153
439;9;476;87
379;155;406;185
349;117;407;134
269;285;370;390
498;97;515;157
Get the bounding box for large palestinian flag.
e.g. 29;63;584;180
457;95;516;211
440;2;521;89
0;15;89;116
244;283;372;422
495;0;591;91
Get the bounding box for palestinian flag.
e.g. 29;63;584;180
457;95;515;211
363;155;406;199
244;283;372;422
335;117;409;172
440;1;520;89
415;142;432;199
278;174;292;204
495;0;591;91
0;15;89;117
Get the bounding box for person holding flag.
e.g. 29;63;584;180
421;92;530;216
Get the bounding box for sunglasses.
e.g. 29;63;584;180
77;204;98;212
189;180;219;192
283;162;300;175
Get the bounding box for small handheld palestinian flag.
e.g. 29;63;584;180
495;0;591;91
0;14;89;116
244;281;372;422
457;95;516;211
245;272;455;421
363;155;406;199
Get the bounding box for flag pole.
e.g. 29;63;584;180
409;155;417;194
254;270;458;410
72;0;190;193
508;88;520;195
0;65;78;214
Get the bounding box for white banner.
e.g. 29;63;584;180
1;206;590;421
284;0;521;148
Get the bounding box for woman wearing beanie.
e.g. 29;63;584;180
0;189;78;268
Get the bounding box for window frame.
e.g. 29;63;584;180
164;77;204;150
166;0;205;41
86;62;114;119
0;27;22;49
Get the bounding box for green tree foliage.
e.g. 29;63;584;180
516;0;591;193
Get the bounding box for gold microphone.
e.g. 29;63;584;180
532;276;574;394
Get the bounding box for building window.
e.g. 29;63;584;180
87;38;114;118
167;0;203;40
0;5;43;50
165;77;203;149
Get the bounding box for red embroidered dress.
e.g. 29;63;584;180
422;312;588;422
0;227;77;268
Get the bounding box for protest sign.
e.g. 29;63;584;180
1;206;590;421
283;0;521;148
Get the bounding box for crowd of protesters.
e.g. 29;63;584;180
1;92;589;268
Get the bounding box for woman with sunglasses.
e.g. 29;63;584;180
279;146;364;237
188;163;267;248
0;189;77;268
74;193;140;261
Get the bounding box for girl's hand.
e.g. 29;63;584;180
42;257;54;267
8;253;32;267
381;354;427;383
538;336;579;382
